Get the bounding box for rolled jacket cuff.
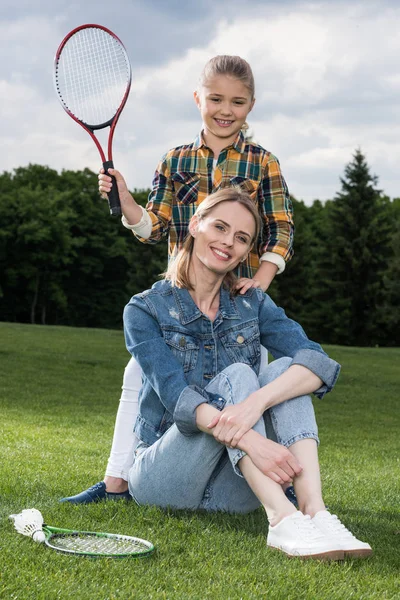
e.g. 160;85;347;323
291;349;341;398
174;386;224;435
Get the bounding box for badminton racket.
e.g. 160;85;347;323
54;24;132;216
10;509;154;558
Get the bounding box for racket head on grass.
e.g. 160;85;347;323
43;525;154;558
54;24;132;216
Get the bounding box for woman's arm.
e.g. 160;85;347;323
208;292;341;447
207;364;322;448
195;403;302;484
124;295;217;434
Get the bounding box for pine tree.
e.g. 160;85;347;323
311;149;393;346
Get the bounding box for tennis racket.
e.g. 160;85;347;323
10;509;154;558
54;24;132;216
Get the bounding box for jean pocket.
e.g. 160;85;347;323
219;321;261;367
171;172;200;205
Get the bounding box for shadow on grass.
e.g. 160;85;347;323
330;504;400;568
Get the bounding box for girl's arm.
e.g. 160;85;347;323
258;155;294;264
99;156;174;244
236;154;293;294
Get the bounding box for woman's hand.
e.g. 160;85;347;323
207;396;264;448
235;277;261;295
243;430;303;484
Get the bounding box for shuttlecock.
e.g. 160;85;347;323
9;508;45;543
33;530;46;543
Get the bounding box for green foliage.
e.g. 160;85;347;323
0;165;167;329
1;323;399;599
272;151;399;346
0;154;399;344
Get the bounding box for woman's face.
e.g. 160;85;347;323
190;201;256;276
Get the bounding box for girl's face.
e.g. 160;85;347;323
190;201;256;276
194;75;255;145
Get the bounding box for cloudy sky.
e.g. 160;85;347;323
1;0;399;204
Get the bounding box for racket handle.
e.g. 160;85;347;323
103;160;122;216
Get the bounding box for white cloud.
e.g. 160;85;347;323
1;1;400;204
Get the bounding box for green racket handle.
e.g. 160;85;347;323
103;160;122;216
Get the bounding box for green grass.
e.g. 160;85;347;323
0;322;399;600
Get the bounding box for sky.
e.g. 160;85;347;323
1;0;399;204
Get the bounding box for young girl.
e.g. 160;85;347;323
62;55;295;503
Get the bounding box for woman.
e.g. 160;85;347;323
122;187;372;560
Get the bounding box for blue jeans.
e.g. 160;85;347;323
128;357;319;513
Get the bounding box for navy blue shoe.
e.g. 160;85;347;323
284;485;298;507
60;481;131;504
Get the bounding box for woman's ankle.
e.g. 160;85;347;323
266;504;297;527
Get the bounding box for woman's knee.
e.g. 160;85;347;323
259;356;292;386
217;363;260;402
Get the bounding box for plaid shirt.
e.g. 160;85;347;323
135;131;294;278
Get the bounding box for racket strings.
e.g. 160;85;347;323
55;27;130;127
48;532;152;556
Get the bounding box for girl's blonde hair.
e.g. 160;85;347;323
164;188;261;294
198;55;255;99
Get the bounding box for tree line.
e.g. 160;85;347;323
0;150;398;346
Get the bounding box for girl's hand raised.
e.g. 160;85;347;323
98;168;144;226
98;167;130;201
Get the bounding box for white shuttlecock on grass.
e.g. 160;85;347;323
9;508;46;543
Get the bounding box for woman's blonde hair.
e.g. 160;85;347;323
164;188;261;294
198;55;255;99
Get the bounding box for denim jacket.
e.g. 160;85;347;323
123;280;341;446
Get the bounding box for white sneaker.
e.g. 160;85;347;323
267;511;344;560
312;510;373;558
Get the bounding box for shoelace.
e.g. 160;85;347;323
294;515;327;542
319;514;355;539
89;482;104;492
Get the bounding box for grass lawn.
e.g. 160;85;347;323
0;322;399;600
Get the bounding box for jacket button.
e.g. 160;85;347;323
236;335;245;344
179;337;186;347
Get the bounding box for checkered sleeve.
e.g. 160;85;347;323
133;155;173;245
258;155;294;262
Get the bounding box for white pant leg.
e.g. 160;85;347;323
260;345;268;367
105;357;141;480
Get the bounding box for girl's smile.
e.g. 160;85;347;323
194;75;255;148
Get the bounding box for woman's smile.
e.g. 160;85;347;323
210;246;231;261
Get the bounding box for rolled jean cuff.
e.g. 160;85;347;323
228;447;247;478
283;432;320;448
